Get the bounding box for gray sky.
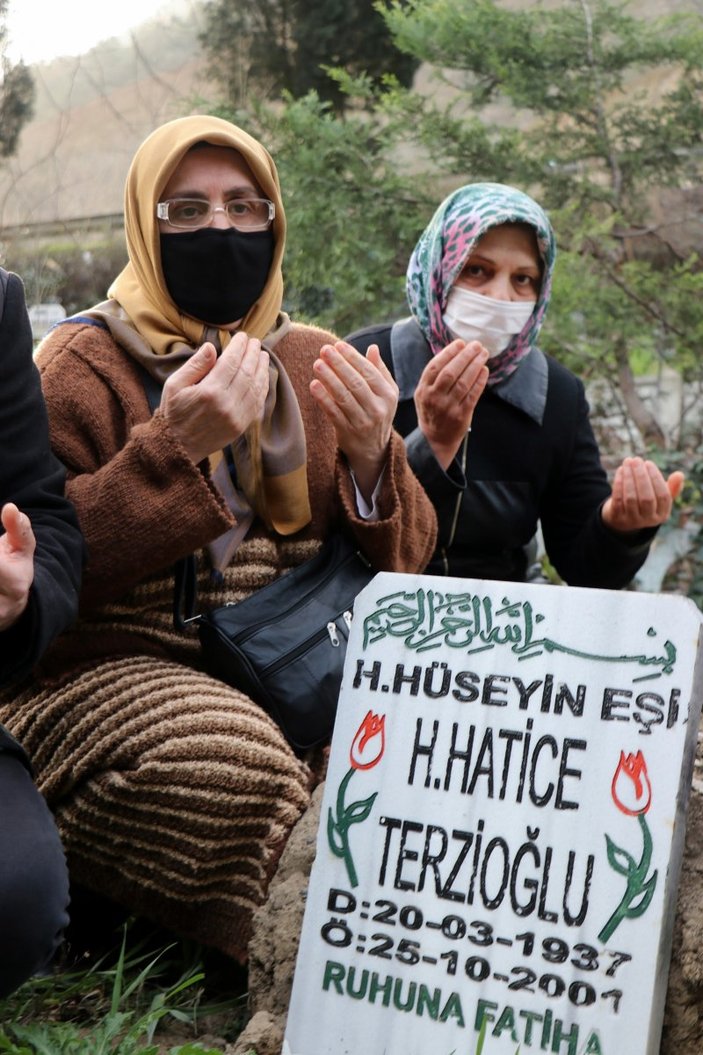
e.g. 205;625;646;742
6;0;172;64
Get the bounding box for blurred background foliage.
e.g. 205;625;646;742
2;0;703;601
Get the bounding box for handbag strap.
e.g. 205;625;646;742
173;554;200;632
137;367;200;634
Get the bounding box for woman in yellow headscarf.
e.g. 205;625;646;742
0;115;437;960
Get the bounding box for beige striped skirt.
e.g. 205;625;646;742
0;653;314;960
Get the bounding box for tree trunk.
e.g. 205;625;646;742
613;337;667;449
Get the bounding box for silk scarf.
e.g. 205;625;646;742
406;182;556;385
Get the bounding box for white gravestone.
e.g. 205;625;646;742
284;573;703;1055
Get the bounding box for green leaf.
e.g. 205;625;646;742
327;808;346;855
625;871;659;918
343;792;379;825
604;834;636;877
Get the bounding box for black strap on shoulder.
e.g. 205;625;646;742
138;365;163;415
134;363;196;628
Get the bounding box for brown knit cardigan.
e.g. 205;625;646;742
0;318;437;960
39;318;436;623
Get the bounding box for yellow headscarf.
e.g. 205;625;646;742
103;115;311;562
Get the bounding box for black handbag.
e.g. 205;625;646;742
174;534;375;750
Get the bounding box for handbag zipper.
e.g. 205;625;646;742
259;611;352;677
326;611;353;646
215;552;361;644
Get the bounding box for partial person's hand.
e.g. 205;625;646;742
0;504;35;631
161;332;270;464
310;341;398;504
601;457;685;534
414;339;489;470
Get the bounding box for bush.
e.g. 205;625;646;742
2;234;128;316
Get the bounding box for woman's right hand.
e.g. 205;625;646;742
414;338;489;470
161;332;270;464
0;504;35;631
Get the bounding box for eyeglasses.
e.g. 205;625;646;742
156;197;275;231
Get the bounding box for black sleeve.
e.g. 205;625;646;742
540;371;655;589
0;272;84;684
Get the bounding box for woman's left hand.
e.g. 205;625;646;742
310;341;398;504
601;457;685;533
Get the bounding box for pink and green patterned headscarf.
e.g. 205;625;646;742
406;182;556;384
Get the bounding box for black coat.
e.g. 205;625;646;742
0;270;83;686
346;317;654;587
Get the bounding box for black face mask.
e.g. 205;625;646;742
159;227;274;326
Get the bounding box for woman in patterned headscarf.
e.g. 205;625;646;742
0;115;437;962
347;181;683;586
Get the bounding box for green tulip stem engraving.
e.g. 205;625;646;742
599;812;658;943
327;766;378;889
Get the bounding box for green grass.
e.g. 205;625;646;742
0;917;531;1055
0;923;248;1055
468;1014;520;1055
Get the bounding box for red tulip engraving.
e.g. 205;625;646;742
611;750;652;816
349;710;386;771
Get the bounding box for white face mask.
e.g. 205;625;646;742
443;285;535;358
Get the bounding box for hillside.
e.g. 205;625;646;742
0;0;214;230
0;0;700;237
